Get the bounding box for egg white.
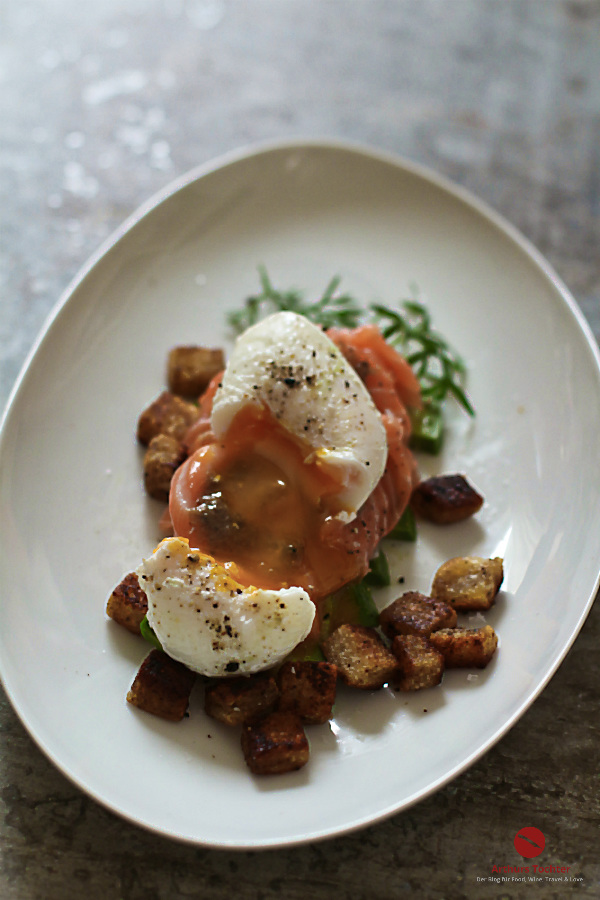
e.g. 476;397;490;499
211;311;387;519
136;537;315;677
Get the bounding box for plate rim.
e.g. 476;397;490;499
1;137;599;849
4;135;599;430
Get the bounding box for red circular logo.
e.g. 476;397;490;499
514;827;545;858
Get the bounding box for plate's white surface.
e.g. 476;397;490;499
1;140;599;849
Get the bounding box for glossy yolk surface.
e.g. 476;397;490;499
169;404;363;600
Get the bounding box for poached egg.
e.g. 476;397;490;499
137;537;315;677
211;311;387;520
167;309;390;611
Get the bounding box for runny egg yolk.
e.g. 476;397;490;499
169;403;363;600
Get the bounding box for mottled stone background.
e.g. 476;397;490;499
1;1;598;898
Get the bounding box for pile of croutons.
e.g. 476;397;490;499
137;345;224;501
107;553;502;775
107;343;503;775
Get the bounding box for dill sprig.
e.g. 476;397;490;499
227;267;474;418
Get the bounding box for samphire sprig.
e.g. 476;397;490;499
370;299;474;417
227;265;363;334
227;267;474;421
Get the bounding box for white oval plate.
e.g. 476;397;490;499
1;140;599;849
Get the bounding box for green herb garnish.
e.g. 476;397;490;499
287;639;326;662
364;548;391;587
320;580;380;638
370;297;474;417
408;406;444;455
140;614;163;651
228;268;474;453
227;265;363;334
387;506;417;542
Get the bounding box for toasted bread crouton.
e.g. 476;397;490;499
241;711;309;775
167;346;224;398
431;556;504;612
137;391;199;446
379;591;457;639
106;572;148;634
143;433;186;501
391;635;445;691
277;661;337;725
322;624;398;690
127;649;196;721
428;625;498;669
204;674;279;726
411;474;483;524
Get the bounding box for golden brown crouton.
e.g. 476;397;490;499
136;391;199;446
106;572;148;635
241;711;309;775
167;346;224;398
391;635;445;691
411;474;484;524
277;661;338;725
431;556;504;612
322;624;398;690
143;433;186;501
204;673;279;726
126;649;196;721
379;591;457;639
428;625;498;669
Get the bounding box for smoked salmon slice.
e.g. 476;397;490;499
169;323;420;601
321;326;420;574
182;370;222;454
327;324;422;412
